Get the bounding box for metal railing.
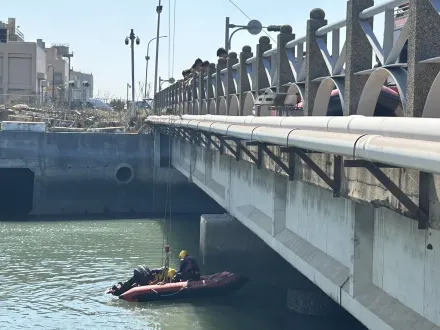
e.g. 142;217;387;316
155;0;439;119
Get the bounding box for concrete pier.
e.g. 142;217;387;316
200;213;345;316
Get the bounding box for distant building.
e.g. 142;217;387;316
45;45;70;99
0;18;25;43
70;70;94;104
0;41;47;104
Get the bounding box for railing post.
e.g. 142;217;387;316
406;0;440;117
182;80;188;114
226;52;239;115
275;25;295;92
191;75;197;114
177;80;183;113
207;63;216;114
345;0;374;116
304;8;328;116
255;36;272;93
215;58;226;115
239;45;253;116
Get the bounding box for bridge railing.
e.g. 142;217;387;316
154;0;440;119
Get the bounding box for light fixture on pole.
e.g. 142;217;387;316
62;52;74;108
125;29;140;117
126;83;131;109
224;17;281;50
145;35;167;100
159;76;175;91
47;64;55;101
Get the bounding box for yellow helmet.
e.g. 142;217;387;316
167;268;176;279
179;250;188;259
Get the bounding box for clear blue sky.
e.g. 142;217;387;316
4;0;388;99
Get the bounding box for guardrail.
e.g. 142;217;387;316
155;0;440;119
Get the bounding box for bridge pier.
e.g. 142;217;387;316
200;213;344;316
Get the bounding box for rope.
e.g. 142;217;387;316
151;285;186;297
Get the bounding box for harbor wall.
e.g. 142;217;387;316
0;131;223;217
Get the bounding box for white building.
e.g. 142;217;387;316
70;70;93;104
0;41;46;105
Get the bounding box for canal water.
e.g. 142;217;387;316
0;217;366;330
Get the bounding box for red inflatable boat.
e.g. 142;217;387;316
112;272;249;302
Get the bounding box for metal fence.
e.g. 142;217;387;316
155;0;440;119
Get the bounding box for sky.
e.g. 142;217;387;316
3;0;389;99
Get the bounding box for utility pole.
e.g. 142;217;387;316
153;0;163;113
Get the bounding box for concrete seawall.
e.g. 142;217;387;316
0;131;223;217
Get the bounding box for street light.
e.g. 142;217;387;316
145;35;167;99
47;64;55;101
159;76;175;91
126;83;131;108
62;52;74;108
153;0;163;113
224;17;281;51
125;29;140;117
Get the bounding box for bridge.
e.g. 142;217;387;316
148;0;440;329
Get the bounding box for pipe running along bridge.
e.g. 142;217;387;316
148;0;440;329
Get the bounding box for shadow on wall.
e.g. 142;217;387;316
0;168;35;219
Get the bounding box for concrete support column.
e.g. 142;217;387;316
349;203;374;296
153;130;170;167
226;52;238;115
406;0;440;117
304;9;328;116
255;36;272;93
274;25;295;92
215;58;226;115
200;213;280;265
238;46;253;116
344;0;373;115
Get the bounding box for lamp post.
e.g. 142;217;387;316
145;35;167;100
159;76;175;91
47;64;55;101
224;17;281;51
62;52;74;108
126;83;131;109
125;29;140;117
153;0;163;114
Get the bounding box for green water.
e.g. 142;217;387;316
0;217;365;330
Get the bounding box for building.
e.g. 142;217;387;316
0;18;25;43
0;41;46;105
70;70;93;104
45;44;70;100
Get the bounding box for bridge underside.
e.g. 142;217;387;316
169;136;440;330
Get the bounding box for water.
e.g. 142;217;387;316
0;217;366;330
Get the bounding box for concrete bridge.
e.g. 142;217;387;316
149;0;440;329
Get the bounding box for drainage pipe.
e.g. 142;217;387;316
148;115;440;142
147;117;440;175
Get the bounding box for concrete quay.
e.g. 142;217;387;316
0;129;222;218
